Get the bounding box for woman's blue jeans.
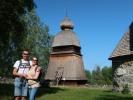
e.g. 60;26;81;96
29;87;38;100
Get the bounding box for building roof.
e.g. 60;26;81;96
60;16;74;30
52;16;80;47
52;30;80;47
109;22;133;59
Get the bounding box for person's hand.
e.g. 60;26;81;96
24;74;33;79
23;74;28;78
18;73;24;78
27;75;33;79
18;74;27;78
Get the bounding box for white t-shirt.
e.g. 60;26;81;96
13;59;32;74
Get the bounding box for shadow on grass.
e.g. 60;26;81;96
96;95;133;100
37;86;67;97
0;83;14;96
0;83;14;100
96;90;133;100
0;83;66;100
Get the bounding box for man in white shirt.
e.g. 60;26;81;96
13;50;32;100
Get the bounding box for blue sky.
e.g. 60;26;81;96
35;0;133;71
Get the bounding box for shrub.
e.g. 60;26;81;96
122;84;130;94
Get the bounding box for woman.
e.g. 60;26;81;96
26;57;41;100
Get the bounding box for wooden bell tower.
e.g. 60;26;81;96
45;16;87;85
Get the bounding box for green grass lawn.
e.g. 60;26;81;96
37;86;133;100
1;83;133;100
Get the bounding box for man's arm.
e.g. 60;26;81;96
12;68;25;78
13;68;19;76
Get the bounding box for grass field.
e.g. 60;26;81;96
1;83;133;100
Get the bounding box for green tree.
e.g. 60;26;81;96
92;65;104;85
20;10;52;74
102;66;112;85
85;70;92;83
0;0;35;77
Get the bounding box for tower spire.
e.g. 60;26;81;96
65;8;68;17
60;16;74;30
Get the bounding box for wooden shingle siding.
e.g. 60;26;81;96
45;16;87;85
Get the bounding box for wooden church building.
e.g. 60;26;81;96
45;16;87;85
109;22;133;92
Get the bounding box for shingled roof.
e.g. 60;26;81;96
52;30;80;47
52;16;80;47
109;22;133;59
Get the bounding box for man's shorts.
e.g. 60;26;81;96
14;77;28;96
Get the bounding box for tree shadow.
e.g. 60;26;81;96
96;95;133;100
0;83;66;99
96;90;133;100
0;83;14;100
36;86;67;97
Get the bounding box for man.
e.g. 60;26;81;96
13;50;32;100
